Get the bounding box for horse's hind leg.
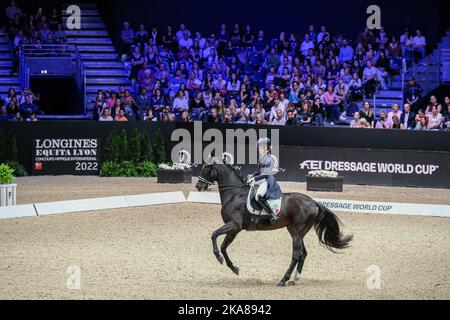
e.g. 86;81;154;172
295;243;307;282
221;232;240;276
277;233;303;287
211;223;236;265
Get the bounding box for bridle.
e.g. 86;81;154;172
198;166;247;192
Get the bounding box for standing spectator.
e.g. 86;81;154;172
400;103;416;130
404;77;422;112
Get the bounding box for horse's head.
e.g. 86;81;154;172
195;163;218;192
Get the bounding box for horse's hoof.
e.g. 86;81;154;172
216;255;224;265
295;272;302;282
277;282;286;287
231;267;240;276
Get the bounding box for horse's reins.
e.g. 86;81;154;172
198;176;247;192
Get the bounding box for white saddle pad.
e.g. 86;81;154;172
246;187;282;216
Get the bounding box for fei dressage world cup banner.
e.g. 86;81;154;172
284;147;450;189
32;138;100;176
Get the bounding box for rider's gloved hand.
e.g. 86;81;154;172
246;175;255;185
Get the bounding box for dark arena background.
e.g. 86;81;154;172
0;0;449;305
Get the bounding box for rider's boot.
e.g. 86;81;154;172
257;196;280;223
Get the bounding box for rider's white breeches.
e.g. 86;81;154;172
256;179;268;200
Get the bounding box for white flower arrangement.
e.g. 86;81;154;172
308;170;339;178
158;163;191;171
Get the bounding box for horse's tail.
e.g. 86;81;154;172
314;202;353;252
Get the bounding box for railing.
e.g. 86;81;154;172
20;44;79;58
405;49;443;96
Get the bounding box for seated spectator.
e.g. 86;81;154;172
375;111;392;129
443;104;450;131
120;21;135;56
415;116;430;131
311;97;325;127
172;90;189;116
19;95;39;119
0;105;9;122
427;106;443;130
339;39;354;63
359;101;375;127
400;103;416;130
144;109;158;122
6;0;22;22
297;102;312;127
391;115;401;129
412;30;426;61
99;108;113;122
323;85;341;126
271;108;286;126
359;118;371;129
387;103;402;123
115;109;128;122
425;95;443;115
350;111;361;128
135;88;152;120
285;110;299;126
207;107;223;123
362;60;378;98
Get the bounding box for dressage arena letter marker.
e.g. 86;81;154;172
67;265;81;290
367;265;382;290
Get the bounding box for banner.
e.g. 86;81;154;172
32;138;100;175
281;147;450;188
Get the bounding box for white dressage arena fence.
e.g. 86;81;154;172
0;191;449;220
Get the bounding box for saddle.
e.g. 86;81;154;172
246;185;282;216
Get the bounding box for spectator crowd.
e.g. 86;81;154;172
90;20;449;130
1;1;449;130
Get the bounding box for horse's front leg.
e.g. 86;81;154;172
211;223;237;265
221;232;240;275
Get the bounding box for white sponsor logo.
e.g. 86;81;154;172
299;160;439;176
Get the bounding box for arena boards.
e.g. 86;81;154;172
1;191;449;220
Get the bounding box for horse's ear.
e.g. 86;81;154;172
222;152;235;165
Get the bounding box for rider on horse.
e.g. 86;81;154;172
246;138;282;223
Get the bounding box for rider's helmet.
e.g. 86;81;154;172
256;137;272;148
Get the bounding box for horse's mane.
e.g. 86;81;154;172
208;157;245;184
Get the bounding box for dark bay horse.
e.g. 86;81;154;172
195;162;353;287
